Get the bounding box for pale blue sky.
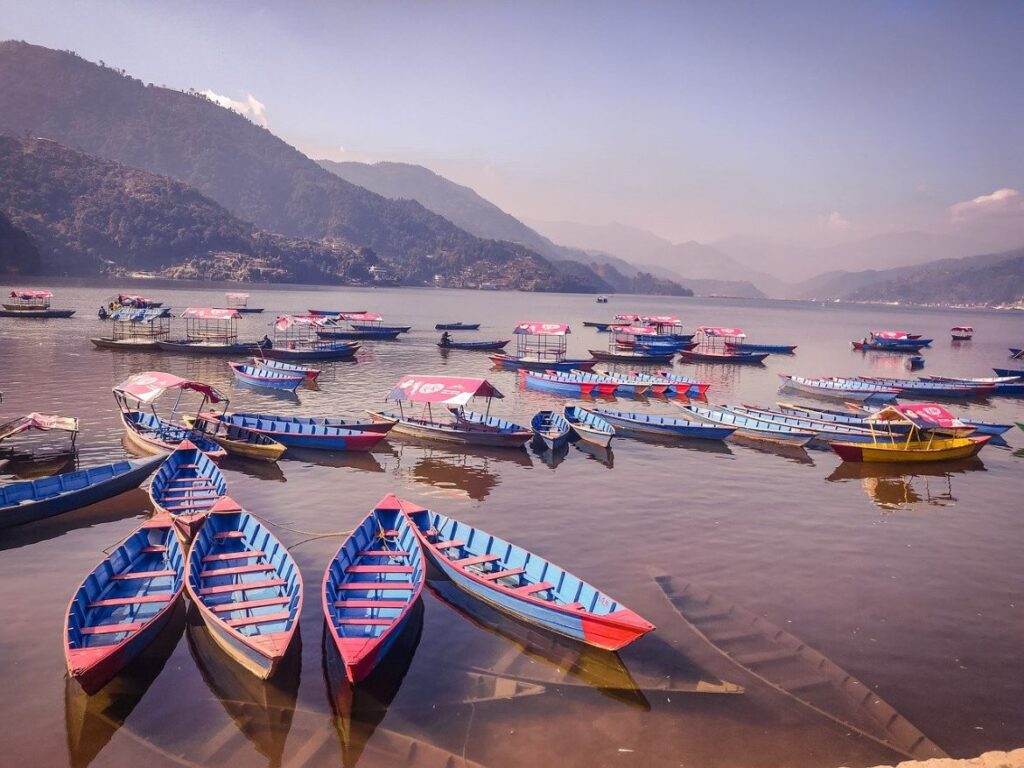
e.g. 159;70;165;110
2;0;1022;247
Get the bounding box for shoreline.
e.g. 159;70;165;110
841;748;1024;768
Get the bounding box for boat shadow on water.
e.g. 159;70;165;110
219;455;288;483
529;440;570;469
282;446;386;473
826;456;987;512
571;438;614;467
65;601;186;768
392;442;532;502
186;606;301;767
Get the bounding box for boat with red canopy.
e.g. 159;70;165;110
367;375;531;448
112;371;227;459
679;327;769;364
490;322;596;372
263;315;359;361
1;289;75;318
156;308;269;355
951;326;974;341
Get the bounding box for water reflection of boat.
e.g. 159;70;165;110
65;602;185;768
428;576;740;710
571;439;614;467
0;449;77;479
186;608;300;767
530;440;569;468
282;447;385;472
653;572;947;762
219;455;287;483
826;457;986;511
395;442;531;501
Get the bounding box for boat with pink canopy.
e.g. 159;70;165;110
490;321;596;372
112;371;227;459
591;324;682;363
679;327;769;364
262;315;359;361
155;307;270;355
215;292;264;314
0;289;75;318
368;374;531;448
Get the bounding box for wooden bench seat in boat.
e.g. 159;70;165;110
199;578;285;596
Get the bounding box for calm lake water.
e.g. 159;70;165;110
1;279;1022;768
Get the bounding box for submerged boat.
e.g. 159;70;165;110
64;518;185;694
829;404;991;463
563;405;615;447
680;404;816;446
148;440;229;541
403;502;655;650
435;322;480;330
589;406;735;441
322;494;425;683
212;413;389;452
777;374;899;403
0;456;163;530
531;411;571;450
229;362;304;393
185;497;303;679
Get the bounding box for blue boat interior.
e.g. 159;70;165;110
686;405;815;436
407;509;620;616
563;406;615;435
449;408;529;434
126;410;222;454
0;460;137;508
189;510;301;640
593;407;707;429
325;507;423;641
67;525;183;650
150;446;227;517
233;364;303;382
223;414;362;437
231;412;375;430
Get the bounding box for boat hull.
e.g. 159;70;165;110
489;354;596;372
439;340;510;350
317;329;401;341
830;435;990;463
435;323;480;330
588;349;675;364
678;350;768;364
119;412;227;460
0;456;163;529
682;405;815;446
592;408;735;441
726;342;796;354
368;412;531;448
217;414;388;452
0;308;75;318
563;406;615;448
261;343;358;361
90;338;162;351
778;376;898;403
229;363;303;392
155;340;264;356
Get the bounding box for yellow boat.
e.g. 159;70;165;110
183;414;286;462
829;403;991;463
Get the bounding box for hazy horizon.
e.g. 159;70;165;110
1;1;1022;269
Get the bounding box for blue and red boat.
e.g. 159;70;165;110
490;321;596;371
680;327;769;364
250;357;320;380
924;375;1024;396
403;503;655;650
148;440;228;542
65;517;184;693
652;370;711;398
322;494;425;683
228;362;304;392
212;413;391;451
523;370;609;397
185;497;303;679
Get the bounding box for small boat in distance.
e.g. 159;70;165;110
64;517;185;694
596;295;609;303
0;455;163;530
322;494;425;683
951;326;974;341
215;292;264;314
403;503;655;650
563;405;615;447
531;410;571;450
435;322;480;330
185;496;303;679
1;288;75;318
438;337;510;351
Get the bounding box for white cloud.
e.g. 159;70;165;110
949;187;1024;221
822;211;850;231
201;89;268;127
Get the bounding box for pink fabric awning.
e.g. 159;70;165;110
641;315;681;325
9;289;53;299
611;325;661;336
386;375;505;405
275;314;321;331
340;312;383;321
871;330;911;340
180;307;241;320
869;403;964;429
614;314;641;321
225;292;250;299
513;322;570;335
113;371;225;404
0;413;79;443
698;326;746;338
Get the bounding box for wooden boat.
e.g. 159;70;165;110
590;369;670;396
678;348;768;364
589;406;736;441
148;440;228;541
262;340;359;361
777;374;899;402
317;327;402;341
871;330;932;346
829;404;992;463
185;496;303;678
828;401;1000;437
403;501;655;650
727;405;897;445
776;402;913;433
530;411;571;450
522;370;605;397
951;326;974;340
582;321;612;331
215;292;264;314
225;411;392;434
588;348;676;364
65;518;185;694
652;370;711;398
851;339;925;353
229;362;304;393
653;572;948;761
907;355;925;369
680;404;816;446
563;405;615;447
119;409;227;460
924;374;1024;396
322;494;425;683
157;339;266;355
91;306;172;350
184;415;288;462
843;376;989;399
251;357;320;380
1;288;75;317
0;456;163;530
307;309;366;317
993;366;1024;378
212;413;389;452
438;338;510;350
726;341;797;354
489;353;596;372
435;322;480;330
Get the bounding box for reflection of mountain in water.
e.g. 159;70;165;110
324;601;424;768
186;608;300;767
65;602;185;768
826;457;986;511
427;575;740;710
396;443;531;501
